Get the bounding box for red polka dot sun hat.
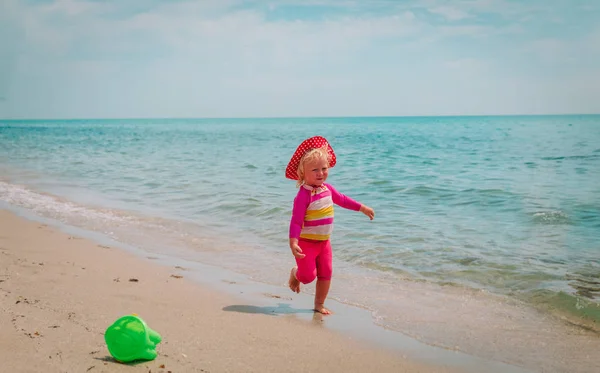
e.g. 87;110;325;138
285;136;337;180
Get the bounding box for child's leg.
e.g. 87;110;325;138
314;279;331;314
289;240;319;293
314;240;333;314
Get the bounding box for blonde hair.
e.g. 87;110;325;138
296;145;331;187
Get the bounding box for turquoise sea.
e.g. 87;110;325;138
1;116;599;362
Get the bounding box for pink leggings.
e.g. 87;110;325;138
295;238;332;284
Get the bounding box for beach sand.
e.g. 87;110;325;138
0;209;461;373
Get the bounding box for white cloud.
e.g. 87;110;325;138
443;58;486;70
525;27;600;68
456;0;530;16
438;24;489;37
39;0;109;17
419;0;547;20
129;8;422;47
28;4;425;73
529;38;567;56
428;6;472;21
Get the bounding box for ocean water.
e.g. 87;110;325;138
1;116;599;366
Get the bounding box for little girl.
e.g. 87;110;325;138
285;136;375;315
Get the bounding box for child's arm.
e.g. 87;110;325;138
327;183;375;220
289;189;309;258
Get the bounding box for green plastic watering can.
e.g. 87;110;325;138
104;314;162;363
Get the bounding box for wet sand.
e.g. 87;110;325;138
0;209;462;373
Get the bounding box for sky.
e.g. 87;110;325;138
1;0;599;119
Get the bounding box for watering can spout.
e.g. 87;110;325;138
147;327;162;344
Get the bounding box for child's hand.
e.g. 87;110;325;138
289;239;306;259
360;205;375;220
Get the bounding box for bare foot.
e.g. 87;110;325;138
288;267;300;293
313;303;332;315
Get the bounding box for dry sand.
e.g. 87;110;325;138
0;209;463;373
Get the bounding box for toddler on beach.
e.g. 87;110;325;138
285;136;375;315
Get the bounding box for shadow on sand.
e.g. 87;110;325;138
222;303;315;316
92;355;148;366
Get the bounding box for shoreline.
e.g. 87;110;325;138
0;208;462;373
0;207;533;373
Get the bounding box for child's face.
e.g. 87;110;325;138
303;156;329;187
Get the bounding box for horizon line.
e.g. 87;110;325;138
1;113;599;121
